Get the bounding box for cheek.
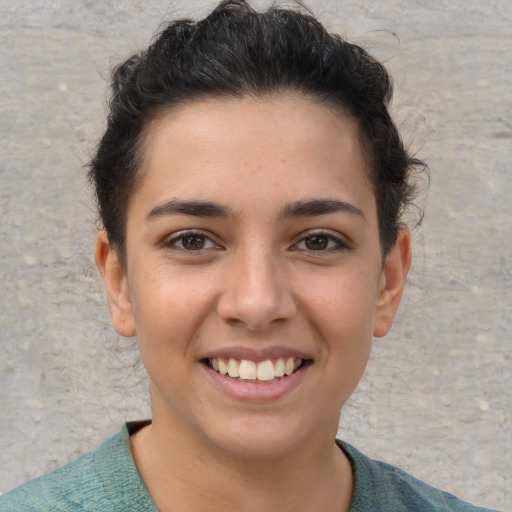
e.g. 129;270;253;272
304;268;380;334
301;268;379;383
130;283;200;393
129;265;217;352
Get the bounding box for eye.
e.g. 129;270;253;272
293;231;348;252
163;231;218;251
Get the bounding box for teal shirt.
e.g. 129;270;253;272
0;422;500;511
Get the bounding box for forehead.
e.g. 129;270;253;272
134;95;374;219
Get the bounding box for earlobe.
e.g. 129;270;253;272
94;231;136;337
373;226;412;338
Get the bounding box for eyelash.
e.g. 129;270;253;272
162;229;350;254
292;230;350;253
162;230;220;252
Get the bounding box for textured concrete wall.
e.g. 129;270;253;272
1;0;510;509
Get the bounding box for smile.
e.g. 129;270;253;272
207;357;303;382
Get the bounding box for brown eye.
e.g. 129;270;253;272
294;232;348;253
164;231;218;252
304;235;329;251
181;234;206;250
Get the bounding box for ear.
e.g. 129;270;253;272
373;225;412;338
94;231;136;337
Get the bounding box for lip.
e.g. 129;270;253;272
200;358;312;402
200;345;312;363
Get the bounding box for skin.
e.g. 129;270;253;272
95;95;411;512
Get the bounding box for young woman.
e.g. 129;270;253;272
0;1;501;510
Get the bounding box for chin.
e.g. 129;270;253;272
206;414;321;462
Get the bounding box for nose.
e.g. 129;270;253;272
216;244;297;331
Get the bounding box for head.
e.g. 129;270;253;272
88;0;421;267
91;0;421;459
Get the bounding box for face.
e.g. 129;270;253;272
97;95;410;460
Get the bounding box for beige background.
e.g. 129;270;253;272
1;1;511;509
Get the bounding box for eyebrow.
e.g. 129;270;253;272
146;198;365;222
281;199;366;221
146;199;232;221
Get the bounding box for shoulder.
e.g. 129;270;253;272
337;440;500;512
0;422;156;512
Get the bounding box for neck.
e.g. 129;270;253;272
130;415;353;512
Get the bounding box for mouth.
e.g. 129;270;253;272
203;357;309;383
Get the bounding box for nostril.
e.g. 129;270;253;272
217;294;297;331
216;261;297;330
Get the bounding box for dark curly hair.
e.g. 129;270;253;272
88;0;424;264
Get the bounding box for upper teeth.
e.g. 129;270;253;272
210;357;302;381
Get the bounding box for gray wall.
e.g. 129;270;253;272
1;1;510;509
